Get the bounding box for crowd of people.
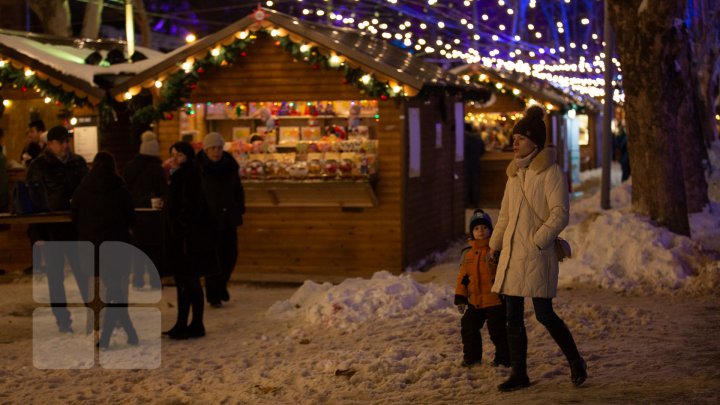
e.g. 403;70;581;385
5;107;588;391
13;121;245;346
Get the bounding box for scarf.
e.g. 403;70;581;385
514;147;539;169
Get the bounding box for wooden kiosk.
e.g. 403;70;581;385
451;64;599;207
0;30;162;271
111;9;489;282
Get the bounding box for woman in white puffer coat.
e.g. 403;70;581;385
489;106;587;392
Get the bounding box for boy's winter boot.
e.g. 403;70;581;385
498;325;531;392
546;319;587;386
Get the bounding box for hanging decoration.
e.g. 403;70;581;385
0;59;91;108
130;28;413;129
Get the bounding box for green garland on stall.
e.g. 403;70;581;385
0;62;91;108
131;30;409;129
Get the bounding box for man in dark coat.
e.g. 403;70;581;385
123;131;167;289
26;125;89;333
21;119;45;167
71;151;137;348
196;132;245;308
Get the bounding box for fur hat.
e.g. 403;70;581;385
139;131;160;156
512;105;547;149
46;126;70;142
469;209;493;234
203;132;225;150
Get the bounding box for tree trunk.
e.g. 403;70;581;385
132;0;151;47
678;23;710;213
689;0;720;147
80;0;103;39
29;0;71;37
607;0;691;236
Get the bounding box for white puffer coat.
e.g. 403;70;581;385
489;147;569;298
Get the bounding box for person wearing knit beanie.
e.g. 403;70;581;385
469;209;493;235
511;105;547;150
139;131;160;156
203;132;225;150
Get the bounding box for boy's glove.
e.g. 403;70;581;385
457;305;466;314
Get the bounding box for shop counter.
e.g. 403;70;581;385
243;179;378;208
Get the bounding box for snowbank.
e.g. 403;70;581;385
268;271;453;329
557;141;720;295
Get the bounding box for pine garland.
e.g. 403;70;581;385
0;62;92;108
130;29;411;128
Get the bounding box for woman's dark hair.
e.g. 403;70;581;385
29;120;45;132
170;141;196;163
92;151;117;174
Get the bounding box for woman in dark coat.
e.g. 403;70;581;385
162;142;214;339
71;151;136;348
196;132;245;307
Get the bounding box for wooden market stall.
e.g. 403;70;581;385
111;9;489;282
450;63;600;207
0;30;164;272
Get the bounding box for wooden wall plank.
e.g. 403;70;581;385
156;34;405;279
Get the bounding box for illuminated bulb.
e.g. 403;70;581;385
535;32;542;38
0;60;5;67
238;31;249;39
270;29;279;37
185;33;196;43
181;61;193;72
211;48;220;57
70;117;78;126
360;74;371;84
482;14;488;21
512;89;520;95
2;99;10;107
581;18;590;25
438;22;445;28
266;1;273;6
300;44;309;53
154;80;163;88
393;85;402;93
507;8;514;15
24;68;34;76
528;24;534;30
329;55;341;66
124;92;132;100
44;97;52;103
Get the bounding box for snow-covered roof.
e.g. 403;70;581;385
0;30;169;103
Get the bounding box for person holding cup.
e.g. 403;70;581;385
123;131;168;290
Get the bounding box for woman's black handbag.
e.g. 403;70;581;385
11;181;49;214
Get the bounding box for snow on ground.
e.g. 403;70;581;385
0;144;719;404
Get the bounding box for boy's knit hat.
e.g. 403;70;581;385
469;209;493;233
512;105;546;149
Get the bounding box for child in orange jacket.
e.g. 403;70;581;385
455;209;510;367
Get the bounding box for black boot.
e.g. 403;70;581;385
187;277;205;338
546;319;587;386
164;281;190;338
570;358;588;386
498;325;530;392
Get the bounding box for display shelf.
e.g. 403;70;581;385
243;179;378;208
206;115;376;121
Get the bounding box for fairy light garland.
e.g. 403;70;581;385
0;57;91;108
130;28;414;129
